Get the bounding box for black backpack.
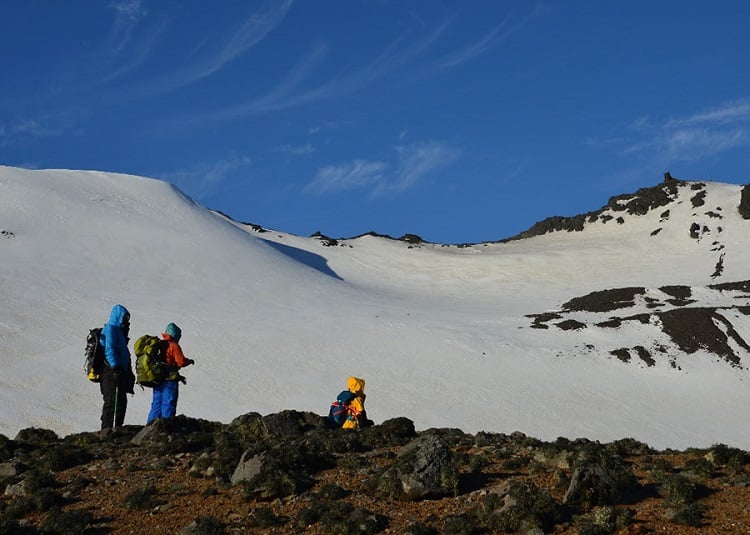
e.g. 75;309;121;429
84;328;106;382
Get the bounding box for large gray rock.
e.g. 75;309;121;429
378;434;458;500
562;453;638;507
4;479;28;497
0;460;25;478
230;450;268;485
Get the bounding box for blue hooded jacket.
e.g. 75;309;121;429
100;304;131;370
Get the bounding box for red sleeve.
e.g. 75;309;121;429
166;341;190;368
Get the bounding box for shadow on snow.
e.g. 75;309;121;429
261;239;343;281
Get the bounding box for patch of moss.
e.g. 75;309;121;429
575;506;634;535
38;507;93;534
123;483;162;510
476;482;562;533
190;515;227;535
247;507;285;528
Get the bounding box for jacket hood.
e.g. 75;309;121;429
108;304;130;327
347;376;365;394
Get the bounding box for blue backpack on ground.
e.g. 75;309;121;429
328;390;355;427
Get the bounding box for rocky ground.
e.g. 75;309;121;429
2;412;750;534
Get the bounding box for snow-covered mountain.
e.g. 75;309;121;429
2;165;749;450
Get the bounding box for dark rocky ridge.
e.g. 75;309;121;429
503;173;686;242
2;412;750;533
225;174;749;247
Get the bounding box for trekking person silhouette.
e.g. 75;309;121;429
98;304;134;435
146;322;195;424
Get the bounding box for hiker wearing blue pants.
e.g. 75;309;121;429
147;323;194;424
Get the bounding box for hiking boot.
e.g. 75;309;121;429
98;428;113;439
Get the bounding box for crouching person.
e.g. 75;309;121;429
146;322;194;425
342;376;373;429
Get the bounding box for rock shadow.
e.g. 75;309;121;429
261;239;343;280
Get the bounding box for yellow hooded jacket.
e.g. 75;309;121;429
342;376;366;429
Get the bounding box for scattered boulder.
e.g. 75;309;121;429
360;417;417;448
261;410;326;437
130;416;220;453
370;434;458;500
562;447;638;507
14;427;60;446
477;481;562;533
0;459;25;478
4;479;28;497
0;434;13;461
311;231;338;246
399;233;424;244
229;412;269;442
231;450;267;485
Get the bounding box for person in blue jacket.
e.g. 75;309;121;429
98;304;134;432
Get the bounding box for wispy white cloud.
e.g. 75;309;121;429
584;136;627;147
665;99;750;128
657;128;747;161
193;4;539;124
43;0;157;91
109;0;146;21
161;155;252;199
223;40;329;116
101;20;165;84
124;0;293;97
209;20;448;119
306;141;460;197
0;115;68;146
376;141;460;195
439;3;544;68
307;121;340;135
275;143;315;156
628;116;652;131
306;160;388;194
107;0;147;53
617;98;750;164
188;0;293;84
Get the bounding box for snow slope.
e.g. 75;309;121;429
1;165;749;449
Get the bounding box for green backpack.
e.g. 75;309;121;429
134;335;170;387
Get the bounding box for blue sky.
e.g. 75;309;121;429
2;1;749;243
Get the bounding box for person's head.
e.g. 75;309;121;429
164;322;182;342
109;304;130;328
347;376;365;395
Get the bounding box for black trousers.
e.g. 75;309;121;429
100;367;128;430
